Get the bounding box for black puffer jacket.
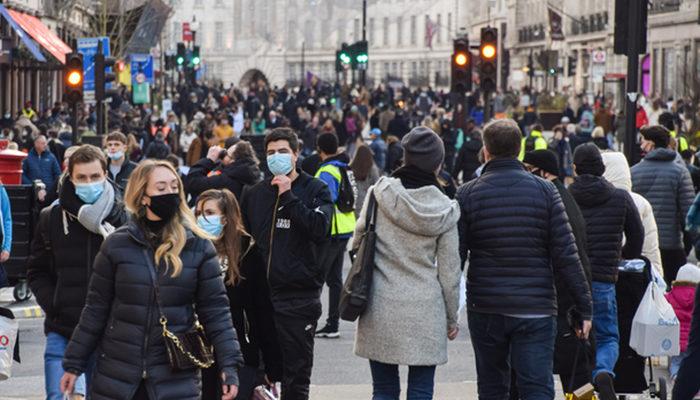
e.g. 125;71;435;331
631;148;695;250
239;171;333;318
569;174;645;283
27;185;127;340
457;159;592;319
108;160;138;193
62;221;243;400
186;158;261;200
453;137;482;183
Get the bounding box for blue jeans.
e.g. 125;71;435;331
591;281;619;379
468;311;556;400
45;332;87;400
369;360;436;400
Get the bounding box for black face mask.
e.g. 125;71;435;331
147;193;181;222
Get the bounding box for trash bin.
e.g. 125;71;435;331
0;149;27;185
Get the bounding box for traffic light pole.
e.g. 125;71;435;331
360;0;367;87
71;101;79;145
624;0;643;164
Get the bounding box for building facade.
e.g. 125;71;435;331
166;0;475;88
502;0;699;108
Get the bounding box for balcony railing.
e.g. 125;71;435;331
570;11;608;35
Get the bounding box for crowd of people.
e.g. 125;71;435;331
0;79;698;400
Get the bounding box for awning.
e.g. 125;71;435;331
7;9;71;64
0;5;45;62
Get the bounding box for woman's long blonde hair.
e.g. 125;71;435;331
124;159;211;277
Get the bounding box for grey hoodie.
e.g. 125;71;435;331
353;177;461;366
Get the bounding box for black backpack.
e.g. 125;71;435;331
336;165;356;214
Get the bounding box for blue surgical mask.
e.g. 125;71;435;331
197;215;224;237
74;180;105;204
108;151;124;161
267;153;293;176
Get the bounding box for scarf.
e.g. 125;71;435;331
60;178;116;238
391;165;442;191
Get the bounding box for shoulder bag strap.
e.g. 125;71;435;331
365;191;378;232
142;248;168;325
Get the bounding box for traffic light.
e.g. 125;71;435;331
353;40;368;70
451;37;471;94
548;67;557;76
192;45;201;66
567;56;577;77
64;53;83;104
95;51;117;103
614;0;647;55
479;27;498;92
176;42;186;66
338;43;351;70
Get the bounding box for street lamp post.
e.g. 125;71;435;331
361;0;367;87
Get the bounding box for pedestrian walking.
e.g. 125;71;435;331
602;151;663;274
196;189;282;399
350;144;381;219
665;264;700;383
314;132;356;339
105;131;138;194
0;181;11;289
354;126;461;400
368;128;387;172
22;135;61;204
672;280;700;400
632;125;695;285
457;120;592;400
186;141;261;201
26;145;127;400
522;149;594;393
517;123;547;161
239;128;334;400
59;160;243;400
569;143;644;400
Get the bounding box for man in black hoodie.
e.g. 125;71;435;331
523;149;594;393
569;143;644;400
239;128;333;400
27;145;127;399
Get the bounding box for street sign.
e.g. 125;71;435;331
183;22;192;42
130;53;154;85
133;82;150;104
77;37;110;104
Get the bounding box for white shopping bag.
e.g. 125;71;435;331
0;314;18;380
629;281;680;357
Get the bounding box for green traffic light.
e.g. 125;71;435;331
339;52;351;65
356;54;368;63
192;56;201;65
177;56;184;65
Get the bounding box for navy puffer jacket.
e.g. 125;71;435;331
62;221;243;400
631;148;695;250
457;159;592;319
569;174;645;283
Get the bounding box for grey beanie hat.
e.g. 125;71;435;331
401;126;445;173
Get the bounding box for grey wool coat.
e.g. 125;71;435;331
353;177;462;366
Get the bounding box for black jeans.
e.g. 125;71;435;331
320;238;348;329
274;313;317;400
468;311;556;400
673;283;700;400
660;248;686;287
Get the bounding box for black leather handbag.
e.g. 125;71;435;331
339;192;378;322
147;255;215;371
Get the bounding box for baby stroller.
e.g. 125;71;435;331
614;258;668;400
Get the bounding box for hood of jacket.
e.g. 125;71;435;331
569;174;616;207
602;151;632;192
372;177;459;237
644;147;677;162
223;158;261;185
667;285;696;310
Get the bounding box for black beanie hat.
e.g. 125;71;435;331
573;143;605;176
401;126;445;173
523;149;560;177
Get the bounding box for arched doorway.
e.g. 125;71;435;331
239;69;269;89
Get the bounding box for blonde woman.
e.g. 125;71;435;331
59;160;243;400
